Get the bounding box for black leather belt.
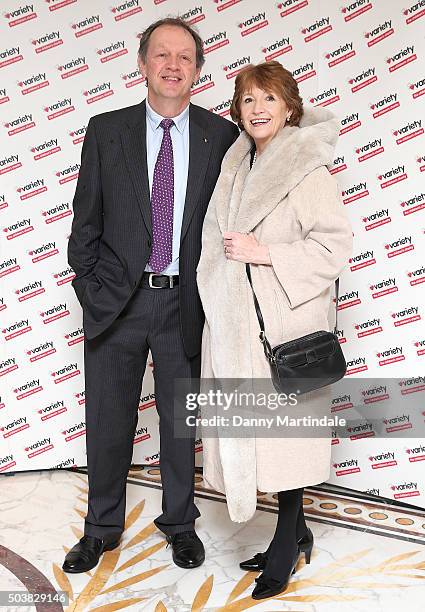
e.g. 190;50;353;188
140;272;179;289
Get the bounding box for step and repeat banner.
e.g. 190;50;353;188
1;0;424;507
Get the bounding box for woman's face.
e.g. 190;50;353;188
239;85;291;152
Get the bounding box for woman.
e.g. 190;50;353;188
196;61;353;599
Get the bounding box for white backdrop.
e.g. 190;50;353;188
1;0;424;508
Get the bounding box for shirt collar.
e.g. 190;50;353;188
145;97;189;134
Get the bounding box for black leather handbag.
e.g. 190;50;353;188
246;263;347;396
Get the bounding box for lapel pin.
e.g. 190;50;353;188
203;137;208;143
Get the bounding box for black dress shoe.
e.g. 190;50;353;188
239;527;313;571
62;535;121;573
251;547;300;600
166;530;205;568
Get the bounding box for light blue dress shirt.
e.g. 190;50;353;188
144;97;189;276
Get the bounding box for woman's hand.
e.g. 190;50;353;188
223;232;271;265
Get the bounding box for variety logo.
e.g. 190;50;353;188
384;415;412;434
406;443;425;463
69;125;86;145
369;450;397;469
342;181;369;204
58;56;88;79
1;416;29;438
407;264;425;286
365;19;394;46
15;280;45;302
54;457;76;468
72;14;103;37
302;16;332;42
417;154;425;172
18;71;49;95
65;326;84;346
84;81;114;104
121;69;145;89
43;202;71;224
349;66;377;92
46;0;77;12
262;36;292;61
25;437;54;458
210;97;232;116
111;0;142;21
29;241;59;264
330;155;347;175
62;421;86;442
399;375;425;394
214;0;242;12
310;86;340;107
27;340;56;362
378;164;407;189
0;45;23;69
40;302;70;324
349;249;375;271
238;11;268;36
338;289;361;309
326;41;355;67
369;276;398;299
97;40;128;63
292;60;316;83
204;30;229;54
391;304;420;327
385;235;414;258
44;97;74;120
0;193;7;211
376;345;405;366
51;361;80;384
0;257;20;279
331;393;353;412
14;377;43;400
341;0;372;21
409;76;425;99
133;426;151;444
32;30;63;53
31;137;61;161
180;5;205;25
345;355;368;374
401;191;425;216
387;44;416;72
0;86;10;104
362;383;388;402
56;162;80;185
38;400;67;421
333;458;361;475
403;0;425;24
4;113;35;136
0;453;16;471
3;217;34;240
0;356;18;377
17;178;47;200
75;390;85;405
370;92;400;118
223;55;251;79
192;73;215;95
278;0;309;18
347;422;374;440
340;111;361;135
139;393;156;411
144;451;159;464
0;154;22;175
414;337;425;355
393;119;423;145
355;136;384;162
4;3;37;27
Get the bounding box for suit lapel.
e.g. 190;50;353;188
180;104;212;243
120;100;152;236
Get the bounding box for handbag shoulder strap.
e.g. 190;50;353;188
245;264;340;347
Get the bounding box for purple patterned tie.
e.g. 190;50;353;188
148;118;174;273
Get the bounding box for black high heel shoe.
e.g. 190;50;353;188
251;546;300;600
239;527;313;571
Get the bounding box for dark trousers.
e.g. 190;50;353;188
83;283;200;540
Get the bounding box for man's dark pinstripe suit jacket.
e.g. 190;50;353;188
67;99;239;357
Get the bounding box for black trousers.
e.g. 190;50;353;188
83;283;201;540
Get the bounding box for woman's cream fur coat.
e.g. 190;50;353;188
196;107;353;522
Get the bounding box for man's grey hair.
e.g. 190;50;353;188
138;16;205;69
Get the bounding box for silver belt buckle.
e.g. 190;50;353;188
148;273;161;289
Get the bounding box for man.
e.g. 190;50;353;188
63;17;239;573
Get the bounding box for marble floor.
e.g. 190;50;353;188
0;468;424;611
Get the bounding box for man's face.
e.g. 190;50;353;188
138;25;201;110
